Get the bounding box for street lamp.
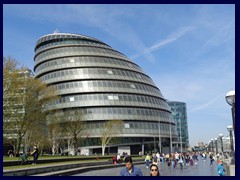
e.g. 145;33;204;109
225;90;235;135
169;122;172;153
219;134;224;153
226;90;235;165
227;125;235;164
211;139;214;152
158;120;161;153
179;118;182;153
214;138;218;154
208;141;211;152
227;125;234;152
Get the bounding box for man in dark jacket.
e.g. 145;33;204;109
31;145;39;165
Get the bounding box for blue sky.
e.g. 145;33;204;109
3;4;235;147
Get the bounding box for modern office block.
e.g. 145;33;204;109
167;101;189;150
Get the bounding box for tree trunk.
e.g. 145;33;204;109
12;146;16;157
102;145;105;156
40;147;43;156
73;136;78;156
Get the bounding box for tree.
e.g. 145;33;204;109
100;120;124;156
3;57;58;154
47;113;64;155
59;110;86;155
22;76;57;151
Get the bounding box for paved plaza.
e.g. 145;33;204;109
73;156;218;176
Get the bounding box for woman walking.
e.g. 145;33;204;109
150;164;160;176
145;154;151;168
217;160;226;176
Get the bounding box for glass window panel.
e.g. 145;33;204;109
88;95;93;100
129;123;133;128
93;95;98;100
98;94;103;100
107;70;113;74
118;108;123;114
135;123;139;129
107;108;112;114
102;108;106;114
113;108;117;114
130;84;136;89
125;123;130;128
95;123;99;128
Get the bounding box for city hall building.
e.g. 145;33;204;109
34;33;178;155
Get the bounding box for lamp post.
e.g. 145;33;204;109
208;141;211;152
158;120;161;153
227;125;234;152
214;138;218;154
179;118;182;153
169;121;172;153
227;125;235;163
225;90;235;136
211;139;214;153
225;90;235;165
219;134;224;153
154;136;156;152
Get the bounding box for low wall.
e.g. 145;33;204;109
4;155;141;166
3;158;145;176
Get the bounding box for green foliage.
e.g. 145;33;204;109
3;57;58;154
100;120;124;156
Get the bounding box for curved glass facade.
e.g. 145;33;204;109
34;33;178;154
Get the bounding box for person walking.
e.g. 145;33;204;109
209;153;215;166
179;154;184;170
202;152;206;161
117;153;121;164
160;153;165;163
185;152;190;166
31;145;39;165
216;160;226;176
8;149;14;158
152;153;158;165
19;144;25;156
170;153;175;169
112;155;117;164
156;152;160;164
150;164;160;176
145;154;151;168
120;156;143;176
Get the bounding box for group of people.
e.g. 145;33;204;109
144;152;188;170
112;152;129;164
119;151;226;176
9;144;39;165
120;156;160;176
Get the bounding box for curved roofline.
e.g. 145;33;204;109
36;32;107;46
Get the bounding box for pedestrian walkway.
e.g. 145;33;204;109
73;156;218;176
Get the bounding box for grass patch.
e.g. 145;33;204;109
3;159;109;170
3;156;144;171
3;155;115;161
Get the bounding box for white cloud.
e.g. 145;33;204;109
202;19;235;49
130;26;195;61
190;93;226;112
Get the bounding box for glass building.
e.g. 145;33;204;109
167;101;189;151
34;33;178;155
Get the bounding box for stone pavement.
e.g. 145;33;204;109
73;156;218;176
